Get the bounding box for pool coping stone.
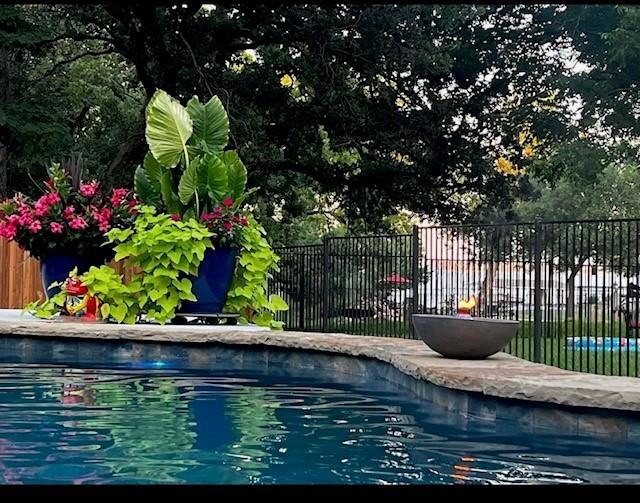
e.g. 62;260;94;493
0;309;638;412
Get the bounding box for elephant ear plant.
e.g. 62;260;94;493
133;90;287;328
135;90;256;218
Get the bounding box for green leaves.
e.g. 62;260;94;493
28;208;216;325
145;89;193;168
135;152;165;208
178;159;199;205
105;207;214;324
223;150;247;200
143;152;164;191
186;95;229;156
135;166;162;207
224;216;288;328
269;294;288;311
204;154;228;202
160;171;183;215
137;91;253;220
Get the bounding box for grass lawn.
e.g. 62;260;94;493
506;334;640;378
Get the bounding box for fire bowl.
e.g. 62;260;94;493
412;314;519;360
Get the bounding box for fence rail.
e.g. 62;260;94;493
269;219;640;378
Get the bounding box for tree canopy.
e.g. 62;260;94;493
2;4;640;244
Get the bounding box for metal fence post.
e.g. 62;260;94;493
299;254;305;330
322;237;330;333
411;225;419;337
533;221;543;363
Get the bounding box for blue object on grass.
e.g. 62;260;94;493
567;336;639;352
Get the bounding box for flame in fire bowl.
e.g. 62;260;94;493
411;314;519;360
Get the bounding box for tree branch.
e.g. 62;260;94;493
28;33;117;47
31;49;114;85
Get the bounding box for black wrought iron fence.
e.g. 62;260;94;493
268;218;640;377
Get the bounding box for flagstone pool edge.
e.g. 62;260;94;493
0;309;638;412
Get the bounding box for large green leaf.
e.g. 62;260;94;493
160;171;183;214
223;150;247;200
178;160;199;205
134;166;162;207
145;90;193;168
186;95;229;155
143;152;164;191
133;166;162;208
204;154;228;202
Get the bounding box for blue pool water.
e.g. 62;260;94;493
1;337;640;484
568;337;640;352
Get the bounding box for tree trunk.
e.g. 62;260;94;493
566;259;586;320
480;260;496;316
107;125;146;186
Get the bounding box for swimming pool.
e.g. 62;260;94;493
1;336;640;484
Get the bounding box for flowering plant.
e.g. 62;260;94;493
0;163;137;260
192;196;249;248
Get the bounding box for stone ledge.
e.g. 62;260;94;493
0;309;639;412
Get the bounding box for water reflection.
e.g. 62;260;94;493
0;360;639;484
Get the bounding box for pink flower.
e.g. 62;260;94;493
222;197;234;208
7;214;20;226
49;222;64;234
171;214;181;221
90;206;111;224
62;206;75;220
46;192;61;205
17;208;34;226
200;212;214;222
0;222;17;240
79;181;99;198
35;196;51;218
69;217;88;230
223;221;233;231
127;198;139;215
98;221;111;232
239;216;249;226
110;188;129;207
28;220;42;233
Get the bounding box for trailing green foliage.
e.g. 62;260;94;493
105;206;213;323
24;278;69;319
26;206;214;325
83;265;141;324
224;216;288;329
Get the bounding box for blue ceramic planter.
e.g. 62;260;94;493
40;254;100;299
178;247;238;314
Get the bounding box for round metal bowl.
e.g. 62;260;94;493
412;314;519;359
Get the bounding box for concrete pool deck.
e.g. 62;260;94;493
0;309;639;412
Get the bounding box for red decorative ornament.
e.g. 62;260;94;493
63;277;100;320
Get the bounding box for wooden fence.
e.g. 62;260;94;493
0;241;45;308
0;241;131;308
